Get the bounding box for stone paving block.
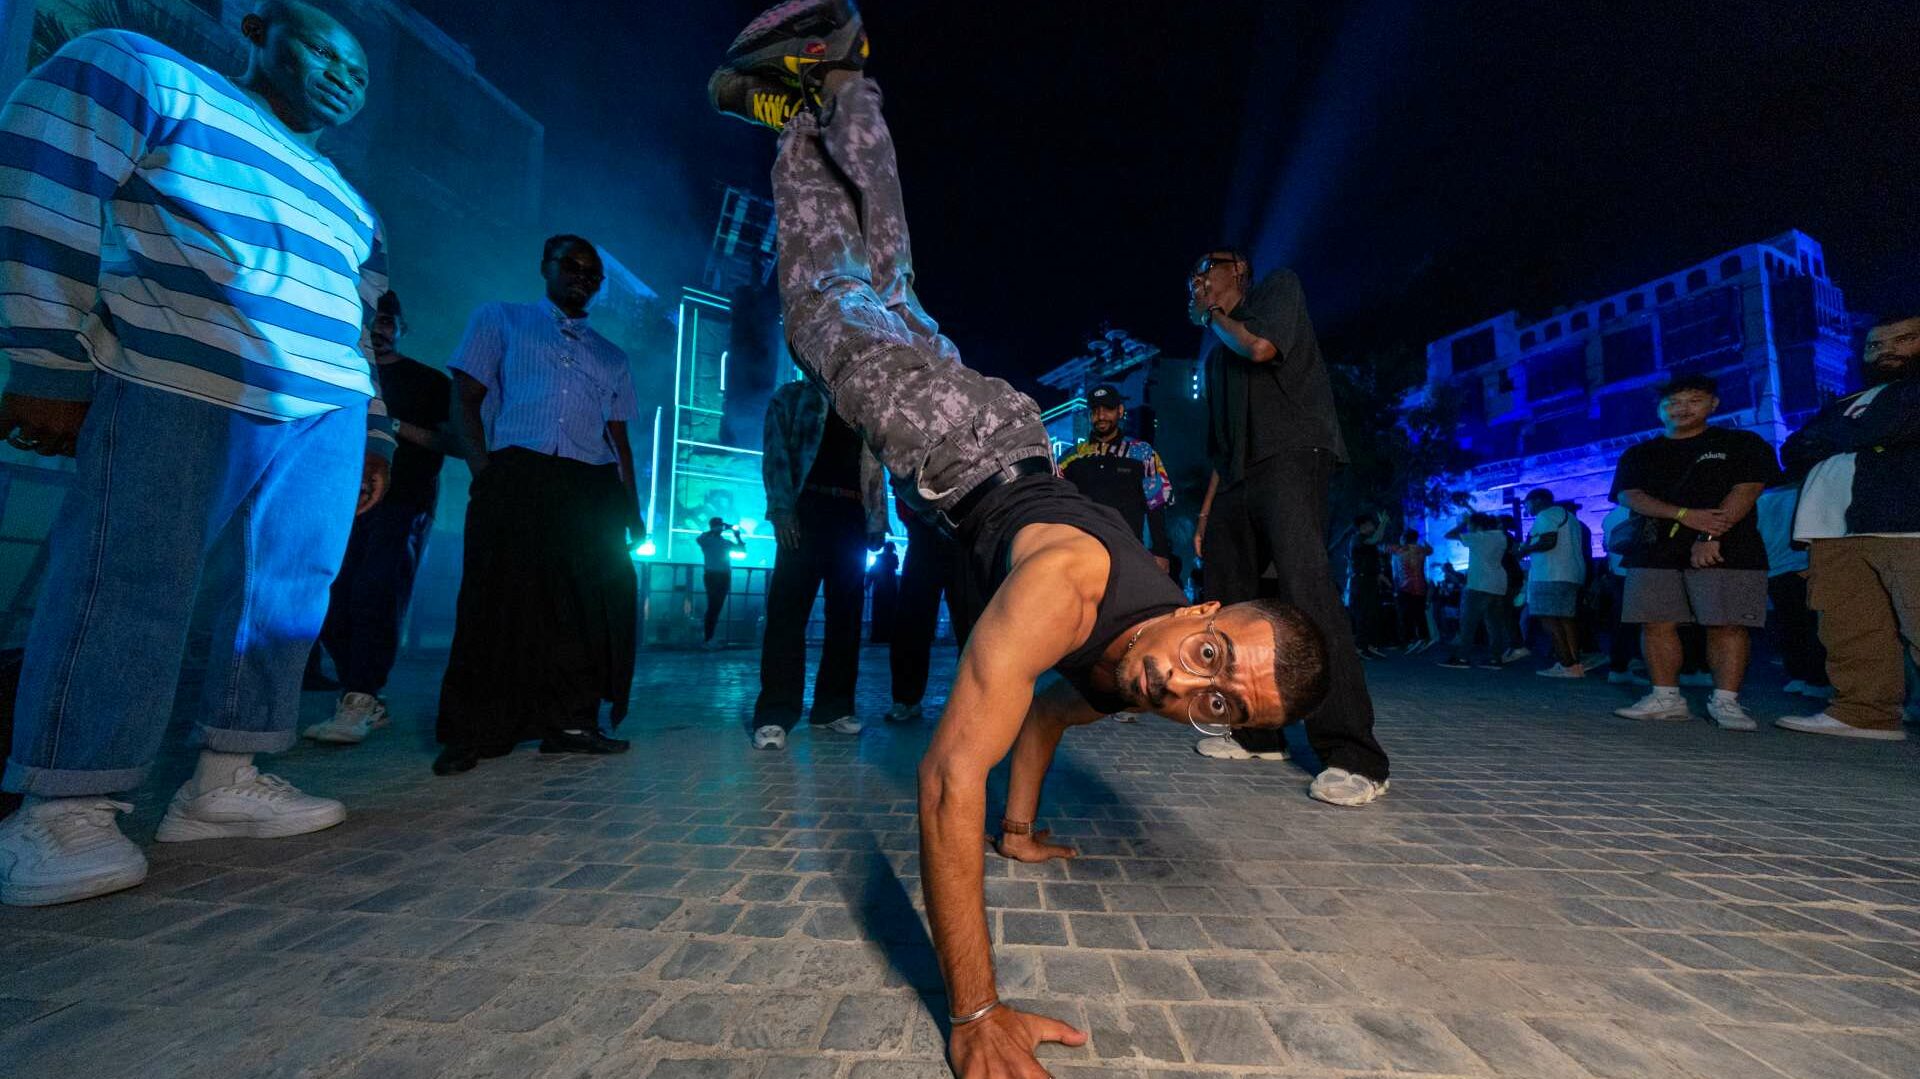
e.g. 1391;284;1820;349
1001;911;1070;946
820;993;913;1052
1523;1016;1671;1078
646;993;738;1045
1083;1001;1185;1063
1261;1008;1393;1071
1044;951;1121;996
1070;913;1145;950
646;1058;755;1079
1436;1012;1591;1078
1113;955;1206;1001
1168;1004;1281;1066
386;967;517;1023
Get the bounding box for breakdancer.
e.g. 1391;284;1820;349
712;3;1331;1076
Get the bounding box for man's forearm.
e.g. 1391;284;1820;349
1619;490;1688;520
1002;710;1069;828
919;759;997;1014
396;420;465;459
454;401;489;470
1207;312;1277;364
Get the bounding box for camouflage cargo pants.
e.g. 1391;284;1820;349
773;77;1051;517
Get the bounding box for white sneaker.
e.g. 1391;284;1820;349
1775;713;1908;741
1614;691;1694;722
1109;712;1138;723
884;702;923;724
751;725;787;750
154;768;346;842
1536;663;1587;679
1706;696;1758;731
302;691;384;744
1678;672;1715;688
1607;670;1650;686
1194;736;1288;761
0;799;147;907
1501;647;1533;664
1782;680;1808;695
819;716;864;735
1310;768;1389;807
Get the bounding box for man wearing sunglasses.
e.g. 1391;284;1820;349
710;4;1332;1074
1188;249;1393;806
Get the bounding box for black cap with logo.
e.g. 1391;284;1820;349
1087;384;1124;408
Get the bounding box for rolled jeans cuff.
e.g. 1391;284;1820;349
198;723;298;755
2;760;148;797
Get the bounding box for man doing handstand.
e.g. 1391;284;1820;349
712;3;1331;1076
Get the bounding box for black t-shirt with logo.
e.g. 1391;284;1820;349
1609;425;1780;571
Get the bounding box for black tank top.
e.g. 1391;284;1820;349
953;475;1186;714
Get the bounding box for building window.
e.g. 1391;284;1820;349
1626;292;1646;313
1815;258;1826;278
1497;369;1515;394
1599;302;1616;321
1655;282;1676;303
1799;252;1811;273
1544;322;1563;342
1685;269;1709;292
1719;255;1743;279
1450;326;1496;371
1570;311;1589;331
1520;331;1535;349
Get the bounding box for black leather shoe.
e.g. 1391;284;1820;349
433;746;479;775
539;729;630;755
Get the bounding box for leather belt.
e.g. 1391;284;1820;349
937;457;1053;536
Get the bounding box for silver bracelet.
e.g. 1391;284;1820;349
949;999;1001;1026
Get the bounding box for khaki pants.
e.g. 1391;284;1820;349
1807;537;1920;731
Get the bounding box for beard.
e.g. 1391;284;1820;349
1866;353;1920;386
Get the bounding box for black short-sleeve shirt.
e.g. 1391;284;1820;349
374;355;452;511
1609;425;1780;570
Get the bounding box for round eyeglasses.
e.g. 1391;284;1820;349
1177;616;1236;737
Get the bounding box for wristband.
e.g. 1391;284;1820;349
950;1000;1001;1026
1000;818;1033;836
1675;508;1689;521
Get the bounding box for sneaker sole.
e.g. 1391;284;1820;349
1311;778;1390;807
1712;719;1759;731
302;725;368;744
1;859;148;907
1614;710;1695;722
154;802;347;843
1775;720;1907;741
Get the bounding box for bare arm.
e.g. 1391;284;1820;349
607;420;643;541
996;676;1104;863
394;419;467;459
922;538;1099;1075
1206;309;1280;364
1194;470;1221;558
451;371;490;475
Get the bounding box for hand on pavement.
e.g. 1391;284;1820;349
948;1003;1088;1079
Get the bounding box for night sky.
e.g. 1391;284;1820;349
407;0;1918;388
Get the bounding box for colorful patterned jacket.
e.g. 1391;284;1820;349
1057;434;1174;558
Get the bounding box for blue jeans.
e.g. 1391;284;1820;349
5;374;364;796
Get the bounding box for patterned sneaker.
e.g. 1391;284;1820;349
0;799;146;907
1536;663;1587;679
1706;696;1758;731
1614;691;1694;722
819;715;865;735
884;702;923;724
1775;713;1908;741
155;768;346;842
302;691;382;744
1194;736;1288;761
709;67;809;130
726;0;869;91
1309;768;1389;807
752;725;788;750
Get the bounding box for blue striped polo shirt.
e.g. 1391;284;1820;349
0;30;392;454
448;300;637;467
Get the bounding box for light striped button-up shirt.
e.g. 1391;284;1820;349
449;299;637;467
0;30;392;454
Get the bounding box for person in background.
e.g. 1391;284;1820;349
306;291;460;744
1599;503;1646;686
1386;530;1435;653
1498;514;1531;664
1438;513;1512;669
886;513;955;723
1754;482;1829;701
1777;312;1920;741
1609;374;1777;731
1516;488;1589;678
1056;384;1174;571
435;235;644;775
1348;514;1389;659
0;5;390;907
697;517;746;648
753;380;889;751
869;540;901;642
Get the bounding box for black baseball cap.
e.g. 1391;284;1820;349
1088;384;1123;408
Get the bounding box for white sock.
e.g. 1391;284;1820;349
190;750;252;795
1711;689;1739;705
1651;685;1682;698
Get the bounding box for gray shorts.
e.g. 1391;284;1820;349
1527;580;1581;619
1622;568;1768;627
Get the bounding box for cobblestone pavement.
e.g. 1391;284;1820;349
5;645;1920;1079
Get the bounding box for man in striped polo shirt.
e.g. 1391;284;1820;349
0;4;392;907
